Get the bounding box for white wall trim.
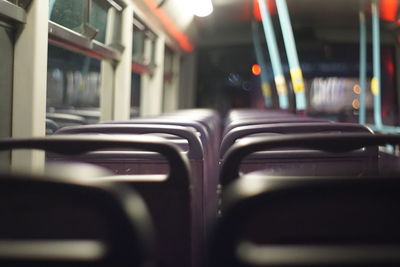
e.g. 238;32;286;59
101;2;133;121
11;0;49;172
140;35;165;116
163;51;180;112
113;4;133;120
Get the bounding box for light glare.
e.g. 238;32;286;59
352;99;360;109
252;64;261;76
192;0;214;17
353;84;361;94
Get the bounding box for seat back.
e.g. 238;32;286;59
0;169;154;267
220;122;372;158
223;117;327;135
224;109;297;126
210;174;400;267
99;112;222;264
54;124;205;267
220;133;384;186
0;135;192;267
159;109;222;232
223;123;375;177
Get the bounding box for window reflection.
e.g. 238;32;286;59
49;0;123;45
49;0;83;31
91;0;109;43
132;29;145;62
47;45;101;110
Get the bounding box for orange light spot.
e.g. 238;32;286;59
353;84;361;95
252;64;261;75
352;99;360;109
144;0;194;52
253;0;276;21
253;0;261;21
380;0;398;22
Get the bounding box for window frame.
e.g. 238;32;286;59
48;0;125;62
132;14;157;74
0;0;26;24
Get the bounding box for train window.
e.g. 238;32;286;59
91;0;108;43
49;0;83;32
47;0;125;123
132;26;145;62
132;16;157;67
49;0;124;45
91;0;123;44
309;77;373;114
47;45;101;109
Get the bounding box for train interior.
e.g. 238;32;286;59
1;0;400;266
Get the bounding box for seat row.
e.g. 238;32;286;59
1;108;400;266
213;109;400;266
3;108;222;266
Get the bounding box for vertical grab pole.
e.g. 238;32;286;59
371;0;383;129
251;21;273;108
359;10;367;125
275;0;307;113
258;0;289;110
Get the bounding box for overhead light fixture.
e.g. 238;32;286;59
192;0;213;17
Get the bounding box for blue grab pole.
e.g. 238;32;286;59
251;21;273;108
258;0;289;110
359;11;367;125
371;0;383;129
275;0;307;112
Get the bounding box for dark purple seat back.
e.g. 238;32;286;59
100;113;222;260
54;125;204;267
0;162;154;266
220;122;372;158
220;133;384;186
210;173;400;267
220;122;375;177
0;136;193;267
223;117;328;135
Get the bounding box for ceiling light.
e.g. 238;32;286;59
192;0;214;17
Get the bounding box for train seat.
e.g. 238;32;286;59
53;123;205;266
220;122;373;158
0;135;193;267
100;112;222;256
209;173;400;267
220;132;382;187
223;116;328;136
220;122;376;178
0;163;154;267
